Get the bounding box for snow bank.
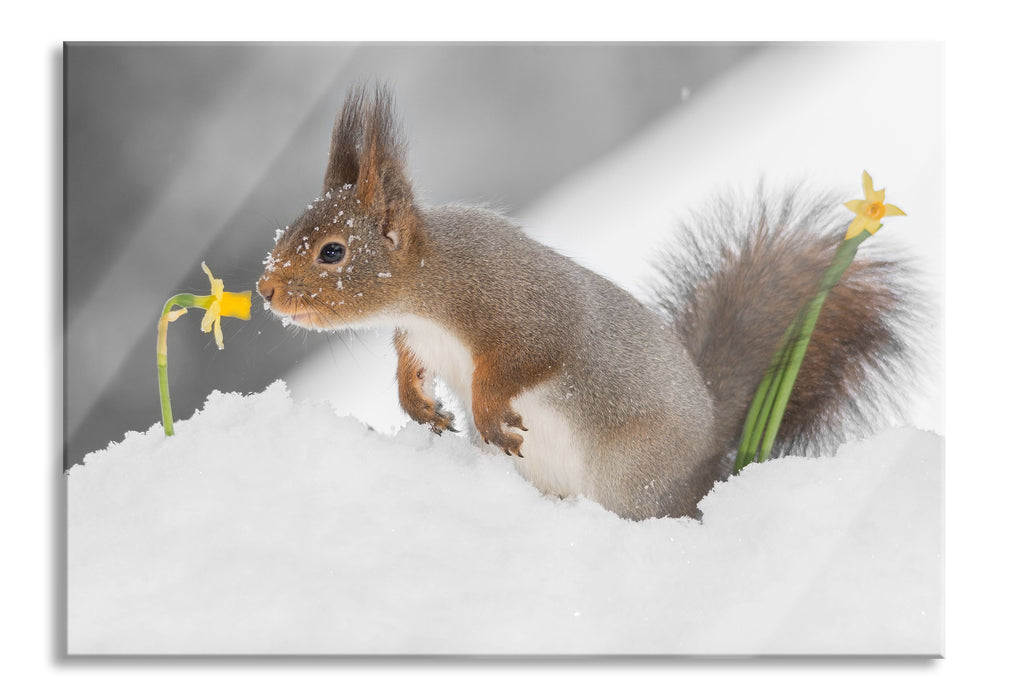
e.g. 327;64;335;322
68;381;942;655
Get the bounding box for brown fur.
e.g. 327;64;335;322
323;87;366;192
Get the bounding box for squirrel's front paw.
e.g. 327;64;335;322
400;390;457;435
409;399;456;435
426;401;458;435
476;409;526;457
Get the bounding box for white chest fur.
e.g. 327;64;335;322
393;315;590;500
395;315;475;404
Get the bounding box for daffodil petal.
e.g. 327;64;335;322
865;219;883;234
202;261;224;300
861;171;874;199
201;300;221;333
213;317;224;350
844;199;865;214
846;218;867;239
884;203;906;217
867;187;885;204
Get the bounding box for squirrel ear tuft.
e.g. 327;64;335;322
323;86;366;193
323;85;419;250
356;85;419;250
356;86;409;205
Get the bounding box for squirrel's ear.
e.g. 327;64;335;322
322;87;366;193
356;87;419;251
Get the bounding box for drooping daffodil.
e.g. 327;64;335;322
843;170;906;239
198;261;253;349
156;262;253;436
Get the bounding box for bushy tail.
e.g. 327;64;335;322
651;188;925;467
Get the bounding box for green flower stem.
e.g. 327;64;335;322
157;293;200;436
734;228;872;471
734;317;799;472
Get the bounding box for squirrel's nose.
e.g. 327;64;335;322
257;278;275;303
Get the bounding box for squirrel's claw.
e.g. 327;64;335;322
473;395;526;457
479;423;525;459
424;401;456;436
502;408;528;432
415;403;456;435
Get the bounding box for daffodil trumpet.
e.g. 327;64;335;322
156;263;252;436
733;172;904;473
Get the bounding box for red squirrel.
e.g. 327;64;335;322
258;85;920;520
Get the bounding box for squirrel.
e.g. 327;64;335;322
257;85;920;521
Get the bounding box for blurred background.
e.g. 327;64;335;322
64;43;943;469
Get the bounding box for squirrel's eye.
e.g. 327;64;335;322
319;242;346;264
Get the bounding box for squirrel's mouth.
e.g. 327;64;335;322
265;292;385;333
266;304;333;331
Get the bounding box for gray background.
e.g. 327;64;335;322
65;42;757;468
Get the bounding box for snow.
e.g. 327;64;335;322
68;381;941;655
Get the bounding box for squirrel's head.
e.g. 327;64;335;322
258;85;422;331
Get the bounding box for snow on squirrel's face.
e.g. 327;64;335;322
257;184;403;332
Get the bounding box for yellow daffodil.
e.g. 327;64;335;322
156;262;253;436
843;170;906;239
198;261;252;350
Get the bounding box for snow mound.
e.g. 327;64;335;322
68;381;942;655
